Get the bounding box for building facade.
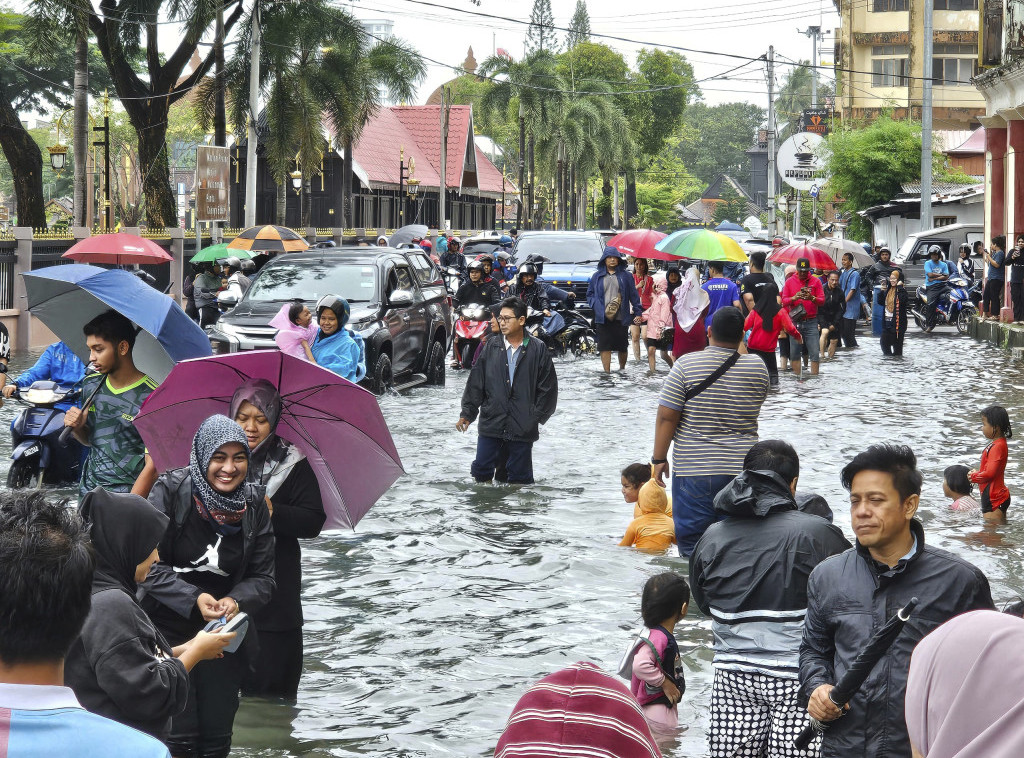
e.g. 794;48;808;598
833;0;985;129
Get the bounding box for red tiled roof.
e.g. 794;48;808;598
352;105;506;195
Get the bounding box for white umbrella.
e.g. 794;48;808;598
810;237;874;268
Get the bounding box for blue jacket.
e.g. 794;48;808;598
15;342;86;390
311;328;366;383
586;249;643;325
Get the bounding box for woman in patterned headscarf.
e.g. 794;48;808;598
141;414;275;758
230;379;326;700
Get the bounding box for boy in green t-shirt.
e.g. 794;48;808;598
63;310;158;498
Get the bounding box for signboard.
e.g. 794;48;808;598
195;146;230;222
0;207;8;223
800;108;830;136
756;129;773;149
776;133;830;192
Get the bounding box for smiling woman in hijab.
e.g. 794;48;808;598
311;295;366;383
65;489;235;742
906;610;1024;758
140;415;275;758
230;379;326;700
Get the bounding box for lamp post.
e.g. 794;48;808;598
290;168;303;194
398;146;408;227
92;91;112;229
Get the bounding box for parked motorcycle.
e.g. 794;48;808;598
8;381;84;489
911;275;978;334
453;304;492;369
525;303;597;357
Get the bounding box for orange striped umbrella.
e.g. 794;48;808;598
226;225;309;253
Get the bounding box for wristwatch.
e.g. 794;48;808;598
651;457;667;465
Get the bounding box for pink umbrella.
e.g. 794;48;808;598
606;229;670;260
63;233;173;265
133;351;403;530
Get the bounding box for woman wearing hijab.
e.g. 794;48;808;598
65;490;234;741
818;270;844;361
311;295;366;383
743;283;800;387
141;415;275;758
879;268;909;356
230;379;326;700
670;267;710;359
906;610;1024;758
269;300;318;362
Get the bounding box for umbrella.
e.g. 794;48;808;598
714;220;745;232
810;238;874;268
133;351;403;530
606;229;669;260
655;229;747;262
191;243;253;264
768;243;839;271
227;225;309;254
388;224;429;248
62;233;173;265
794;597;919;750
22;264;212;383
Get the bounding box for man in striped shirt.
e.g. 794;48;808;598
651;307;769;557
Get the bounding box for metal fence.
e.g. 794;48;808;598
0;240;15;310
30;240;77;271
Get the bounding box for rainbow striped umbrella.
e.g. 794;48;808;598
654;228;747;262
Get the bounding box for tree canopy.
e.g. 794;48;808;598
676;101;765;186
566;0;591;50
526;0;559;54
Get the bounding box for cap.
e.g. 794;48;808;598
796;258;810;271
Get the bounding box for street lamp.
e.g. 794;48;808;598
290;168;303;194
48;144;68;175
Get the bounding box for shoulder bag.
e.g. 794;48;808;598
685;351;741;401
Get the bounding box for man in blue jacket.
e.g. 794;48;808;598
3;341;86;411
586;246;642;373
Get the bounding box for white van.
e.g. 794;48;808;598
893;223;985;265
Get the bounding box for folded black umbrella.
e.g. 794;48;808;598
794;597;919;751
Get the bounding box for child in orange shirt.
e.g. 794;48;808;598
969;405;1012;523
619;479;675;551
622;462;672;518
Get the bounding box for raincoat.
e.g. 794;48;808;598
620;479;675;550
311;328;366;383
586;248;643;325
641;278;672;340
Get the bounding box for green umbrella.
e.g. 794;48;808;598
191;243;252;263
654;228;747;262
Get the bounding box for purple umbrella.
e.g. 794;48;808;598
133;351;403;530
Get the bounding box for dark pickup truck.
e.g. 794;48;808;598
208;247;453;394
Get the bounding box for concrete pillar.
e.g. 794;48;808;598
986;125;1007;239
13;228;32;351
1003;118;1024;321
332;228;344;246
305;227;316;244
168;228;185;304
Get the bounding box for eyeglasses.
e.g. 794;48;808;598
496;315;520;322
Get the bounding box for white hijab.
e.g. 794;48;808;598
672;268;710;331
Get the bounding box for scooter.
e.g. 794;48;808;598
911;276;978;334
443;266;464;298
525;304;598;357
453;304;492;369
8;381;84;489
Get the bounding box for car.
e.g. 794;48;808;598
462;239;502;257
591;228;620;247
511;231;606;312
208;247;452;394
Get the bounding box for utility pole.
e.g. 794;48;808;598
920;0;934;232
517;101;525;230
767;47;777;236
244;0;261;228
439;86;450;230
214;0;226;238
801;25;823;233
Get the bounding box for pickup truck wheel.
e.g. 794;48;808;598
425;341;445;386
371;353;394;395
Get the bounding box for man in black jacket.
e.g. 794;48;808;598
456;297;558;484
799;444;993;758
691;440;850;758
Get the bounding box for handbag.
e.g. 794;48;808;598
789;303;807;322
605;293;622;320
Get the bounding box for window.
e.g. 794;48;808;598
872;46;910;87
934;217;956;227
932;44;979;85
407;252;440;285
872;0;908;10
934;0;977;9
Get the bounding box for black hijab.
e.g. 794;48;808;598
80;488;169;597
754;282;782;333
665;266;682;298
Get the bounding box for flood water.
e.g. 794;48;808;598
4;326;1023;757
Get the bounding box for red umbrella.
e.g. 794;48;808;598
768;243;838;271
63;233;173;265
607;229;670;260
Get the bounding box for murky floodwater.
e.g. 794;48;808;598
4;326;1023;757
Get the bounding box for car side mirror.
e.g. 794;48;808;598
388;290;414;307
217;291;239;308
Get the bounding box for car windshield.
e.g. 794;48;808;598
515;236;603;264
246;261;377;303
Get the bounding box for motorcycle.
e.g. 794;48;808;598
8;381;84;489
525;303;598;357
443;266;464;298
911;275;978;334
453;304;492;369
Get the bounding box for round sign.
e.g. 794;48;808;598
743;215;763;235
777;133;829;192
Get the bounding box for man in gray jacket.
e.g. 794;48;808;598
799;444;993;758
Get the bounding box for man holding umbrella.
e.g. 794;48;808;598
799;444;993;758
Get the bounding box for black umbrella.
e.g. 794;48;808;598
794;597;919;751
389;224;429;247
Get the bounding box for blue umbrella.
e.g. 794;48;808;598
714;220;745;232
22;264;211;383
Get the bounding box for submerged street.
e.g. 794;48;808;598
3;327;1021;758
